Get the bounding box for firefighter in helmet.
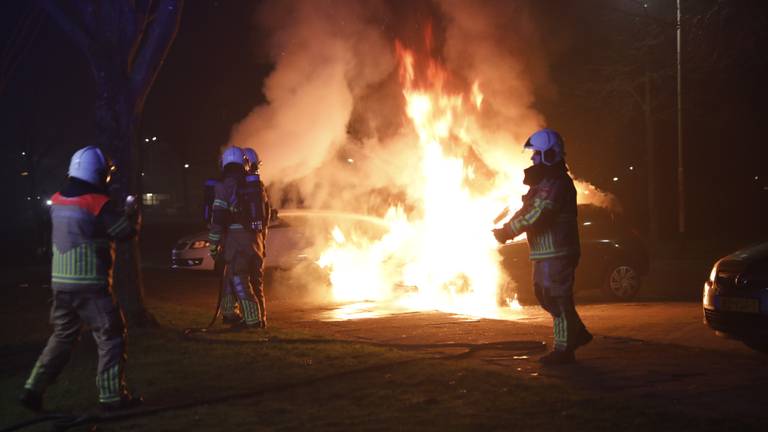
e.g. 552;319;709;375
243;147;271;327
20;146;141;411
209;147;268;328
492;129;592;365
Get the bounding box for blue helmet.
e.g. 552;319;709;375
221;146;246;169
68;146;115;186
524;128;564;166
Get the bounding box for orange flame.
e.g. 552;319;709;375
318;38;529;319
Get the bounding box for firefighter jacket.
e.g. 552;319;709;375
50;178;137;292
502;162;580;260
208;169;271;261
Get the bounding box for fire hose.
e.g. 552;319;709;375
1;337;546;432
182;260;227;335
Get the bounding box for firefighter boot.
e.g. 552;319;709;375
100;392;143;412
19;388;43;412
570;327;593;350
221;294;242;325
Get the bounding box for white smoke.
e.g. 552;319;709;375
230;0;617;213
230;0;393;183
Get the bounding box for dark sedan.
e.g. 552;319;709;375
498;204;649;304
703;241;768;351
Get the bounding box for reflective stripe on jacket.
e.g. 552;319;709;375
208;175;267;261
503;173;580;260
50;192;135;291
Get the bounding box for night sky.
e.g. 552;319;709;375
2;0;766;250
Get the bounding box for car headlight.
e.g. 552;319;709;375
190;240;210;249
708;264;717;283
703;264;718;307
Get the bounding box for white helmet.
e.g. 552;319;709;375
221;146;246;168
243;148;261;172
524;128;564;166
68;146;114;186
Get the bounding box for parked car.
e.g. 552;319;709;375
498;204;649;304
703;241;768;351
171;209;388;272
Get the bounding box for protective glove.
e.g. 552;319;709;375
492;227;513;244
124;195;139;216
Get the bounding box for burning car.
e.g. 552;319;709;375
171;209;388;272
703;241;768;351
498;204;649;304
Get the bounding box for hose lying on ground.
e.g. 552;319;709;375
182;263;227;335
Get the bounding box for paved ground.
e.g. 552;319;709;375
5;266;767;424
143;268;768;422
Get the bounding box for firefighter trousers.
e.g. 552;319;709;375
533;255;589;352
24;290;128;403
221;252;266;325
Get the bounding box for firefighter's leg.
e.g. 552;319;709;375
80;291;129;404
547;256;590;352
24;292;82;394
232;253;260;326
553;296;592;351
533;260;559;316
220;264;241;323
250;253;267;327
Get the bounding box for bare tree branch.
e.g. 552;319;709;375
36;0;96;74
129;0;183;112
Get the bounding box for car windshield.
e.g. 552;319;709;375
578;204;617;238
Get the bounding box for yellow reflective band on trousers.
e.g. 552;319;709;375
240;299;259;324
51;243;107;285
96;363;122;403
221;294;237;316
24;360;45;392
553;315;568;351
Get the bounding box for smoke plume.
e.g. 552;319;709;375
230;0;393;184
230;0;616;212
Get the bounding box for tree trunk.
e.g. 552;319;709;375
39;0;183;327
92;62;155;326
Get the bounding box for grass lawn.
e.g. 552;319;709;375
0;287;759;431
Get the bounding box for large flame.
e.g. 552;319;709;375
317;39;531;319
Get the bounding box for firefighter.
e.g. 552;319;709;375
243;147;271;328
492;129;592;365
20;146;141;411
209;147;267;328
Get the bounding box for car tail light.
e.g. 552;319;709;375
190;240;210;249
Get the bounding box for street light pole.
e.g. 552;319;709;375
676;0;685;234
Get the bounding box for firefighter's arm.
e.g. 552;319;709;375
208;184;229;259
100;198;139;241
261;182;273;227
493;180;559;243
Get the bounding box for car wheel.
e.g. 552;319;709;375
602;265;641;301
